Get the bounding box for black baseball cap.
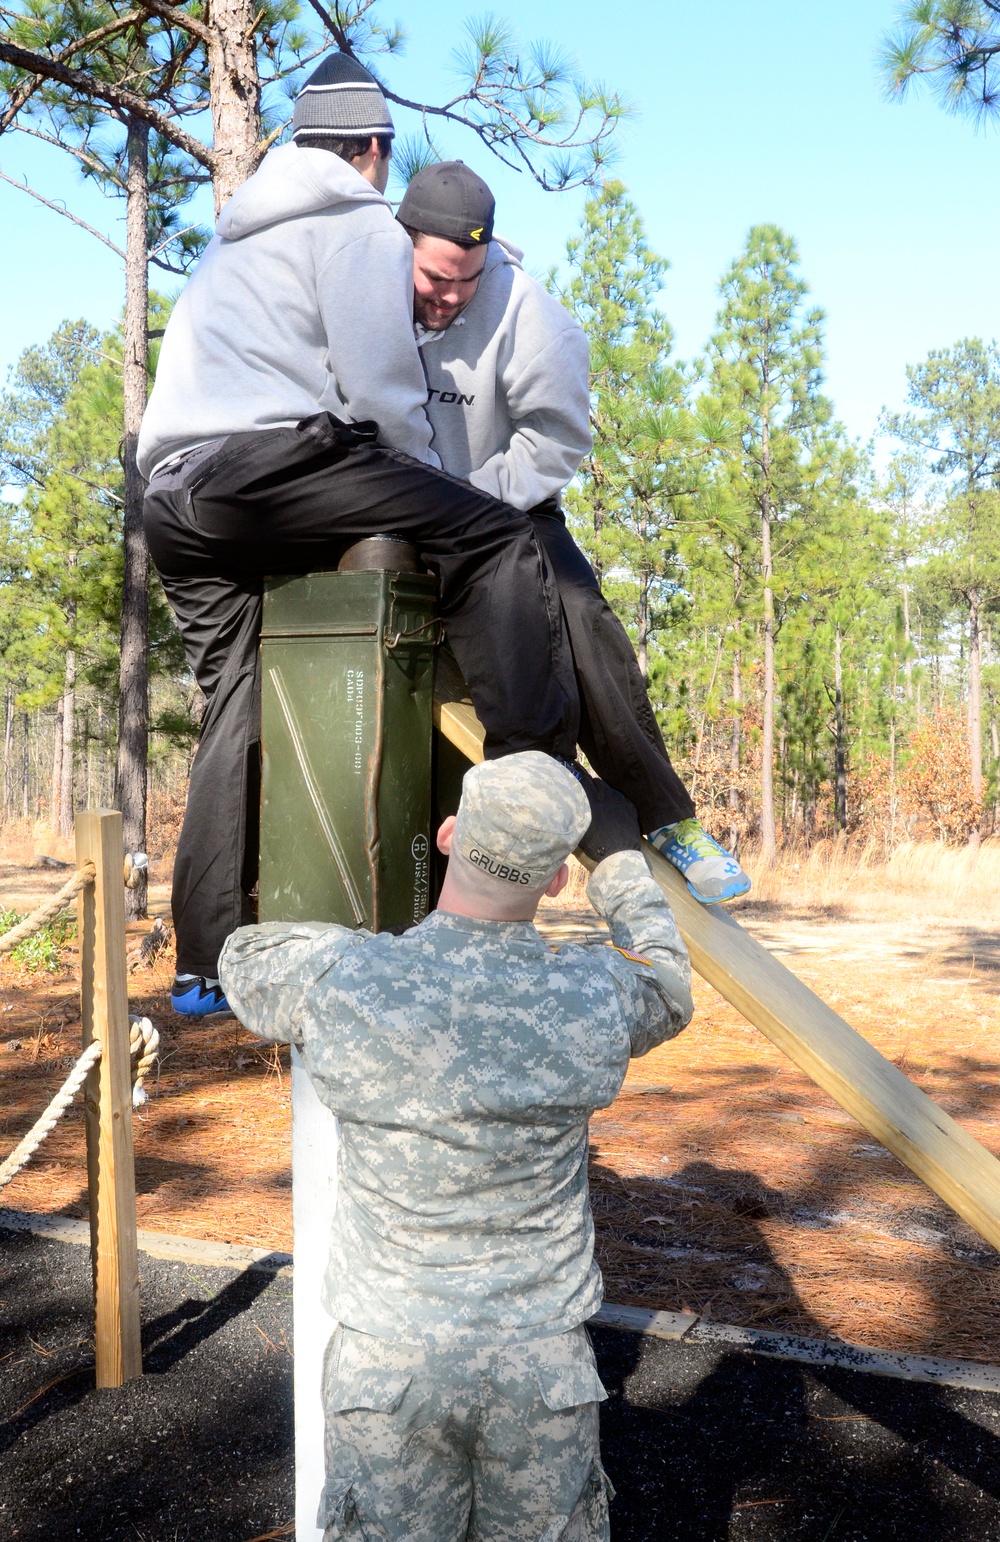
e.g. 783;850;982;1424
397;161;495;246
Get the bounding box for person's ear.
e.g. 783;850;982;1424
545;862;569;899
436;815;457;856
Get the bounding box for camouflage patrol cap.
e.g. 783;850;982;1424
452;752;591;890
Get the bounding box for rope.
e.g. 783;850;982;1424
0;862;95;956
0;1039;102;1190
0;1018;160;1189
129;1017;160;1095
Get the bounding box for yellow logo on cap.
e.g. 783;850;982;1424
469;227;483;242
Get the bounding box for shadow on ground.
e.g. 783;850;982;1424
592;1160;1000;1541
3;1222;1000;1540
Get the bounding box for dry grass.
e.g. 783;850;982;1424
0;821;71;866
551;837;1000;927
739;836;1000;925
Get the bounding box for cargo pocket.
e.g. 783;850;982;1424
534;1357;608;1413
317;1480;392;1541
540;1456;616;1542
326;1367;412;1416
581;1456;615;1537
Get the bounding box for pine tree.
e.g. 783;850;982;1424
881;3;1000;123
705;225;838;862
887;339;1000;843
558;181;700;681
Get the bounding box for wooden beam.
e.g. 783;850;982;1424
77;809;142;1387
432;662;1000;1254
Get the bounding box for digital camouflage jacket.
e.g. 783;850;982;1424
219;849;693;1346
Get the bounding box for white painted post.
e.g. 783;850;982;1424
292;1048;339;1542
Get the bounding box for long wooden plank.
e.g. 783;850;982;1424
433;664;1000;1254
77;809;142;1387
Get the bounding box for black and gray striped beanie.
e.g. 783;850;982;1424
292;53;394;143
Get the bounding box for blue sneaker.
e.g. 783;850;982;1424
171;975;232;1017
647;819;751;903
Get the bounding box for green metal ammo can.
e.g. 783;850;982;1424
258;548;439;934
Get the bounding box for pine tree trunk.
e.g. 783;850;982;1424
757;346;778;863
59;649;76;840
115;116;151;919
207;0;264;212
637;571;649;683
760;458;777;861
833;626;847;831
84;706;92;811
889;716;897;836
902;578;913;701
969;588;983;849
3;686;12;822
97;700;106;806
21;713;29;822
728;552;742;853
50;699;64;834
889;660;899;847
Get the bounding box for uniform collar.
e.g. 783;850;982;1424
420;908;545;943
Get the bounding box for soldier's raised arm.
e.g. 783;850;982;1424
219;921;368;1046
575;778;694;1056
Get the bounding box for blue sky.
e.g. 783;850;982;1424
2;0;999;449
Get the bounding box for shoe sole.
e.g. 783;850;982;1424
685;878;752;905
171;999;232;1018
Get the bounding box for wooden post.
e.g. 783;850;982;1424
433;657;1000;1255
77;809;142;1386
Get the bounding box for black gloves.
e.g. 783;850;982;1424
577;773;643;866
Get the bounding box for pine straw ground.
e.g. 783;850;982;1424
1;838;999;1364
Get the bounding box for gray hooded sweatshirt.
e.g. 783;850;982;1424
417;237;592;512
137;144;437;480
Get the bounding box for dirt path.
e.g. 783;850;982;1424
2;868;998;1362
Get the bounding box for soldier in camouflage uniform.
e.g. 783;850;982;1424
219;752;694;1541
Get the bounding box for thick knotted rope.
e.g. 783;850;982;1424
0;862;95;955
0;1038;102;1190
0;1017;160;1190
129;1016;160;1099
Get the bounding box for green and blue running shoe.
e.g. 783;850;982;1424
647;819;751;903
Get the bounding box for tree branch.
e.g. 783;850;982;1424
11;120;126;188
0;8;147;132
131;0;213;47
0;166;126;256
0;39;215;170
56;8;148;64
148;219;200;258
299;0;353;54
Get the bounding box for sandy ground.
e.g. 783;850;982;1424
2;859;998;1362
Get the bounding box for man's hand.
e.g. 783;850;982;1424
577;775;642;866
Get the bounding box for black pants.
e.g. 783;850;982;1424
530;504;695;834
144;416;579;976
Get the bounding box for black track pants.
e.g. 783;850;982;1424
144;416;578;976
529;504;696;834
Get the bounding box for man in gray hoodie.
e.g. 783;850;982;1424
137;56;580;1015
397;163;751;908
